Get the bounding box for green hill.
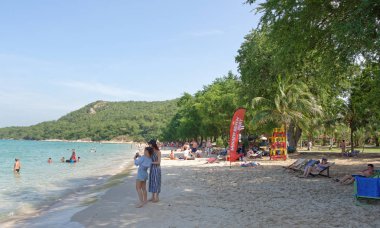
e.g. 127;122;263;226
0;100;178;141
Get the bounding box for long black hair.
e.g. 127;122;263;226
145;147;154;157
148;139;159;151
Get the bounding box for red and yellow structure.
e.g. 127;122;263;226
270;127;287;160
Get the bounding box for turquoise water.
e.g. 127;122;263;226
0;140;135;223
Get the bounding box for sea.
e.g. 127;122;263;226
0;139;136;227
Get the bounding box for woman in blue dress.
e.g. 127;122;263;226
148;139;161;202
134;147;153;208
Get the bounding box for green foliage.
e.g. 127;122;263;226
162;73;243;142
0;100;178;142
246;0;379;66
238;1;380;149
251;76;322;128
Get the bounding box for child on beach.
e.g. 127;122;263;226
169;150;176;160
134;147;153;208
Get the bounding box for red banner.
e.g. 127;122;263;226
228;108;246;162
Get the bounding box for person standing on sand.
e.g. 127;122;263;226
307;141;312;151
148;139;161;203
340;140;346;154
14;158;21;173
134;147;153;208
206;140;212;157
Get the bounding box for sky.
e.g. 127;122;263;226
0;0;261;127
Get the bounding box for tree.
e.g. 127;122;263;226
251;76;322;150
161;73;242;144
241;1;380;150
245;0;379;68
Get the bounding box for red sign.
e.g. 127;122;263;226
228;108;246;162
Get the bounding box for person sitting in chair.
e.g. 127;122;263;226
336;164;375;185
302;158;329;177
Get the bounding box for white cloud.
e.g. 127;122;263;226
58;80;148;99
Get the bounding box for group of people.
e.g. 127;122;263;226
160;140;214;160
301;157;330;177
299;157;376;185
134;139;161;208
13;149;81;175
47;149;80;163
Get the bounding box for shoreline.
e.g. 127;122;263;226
0;138;136;144
1;161;136;227
42;139;135;144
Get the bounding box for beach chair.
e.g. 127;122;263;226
354;175;380;200
293;159;318;173
283;158;308;171
309;162;335;178
343;149;360;157
247;150;263;159
372;169;380;178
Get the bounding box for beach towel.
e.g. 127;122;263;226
241;162;260;167
206;157;217;163
355;176;380;199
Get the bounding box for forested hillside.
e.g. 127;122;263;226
0;100;178;141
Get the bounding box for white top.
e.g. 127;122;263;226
183;149;190;157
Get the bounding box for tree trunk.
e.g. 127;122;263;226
295;126;302;149
350;122;354;153
375;136;379;147
287;122;295;148
287;121;302;151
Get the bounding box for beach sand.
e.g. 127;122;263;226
72;151;380;228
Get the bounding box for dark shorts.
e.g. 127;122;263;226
192;148;197;153
15;169;20;173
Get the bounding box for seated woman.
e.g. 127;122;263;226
169;150;176;160
302;158;329;177
336;164;374;185
179;149;195;160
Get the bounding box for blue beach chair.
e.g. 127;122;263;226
354;174;380;200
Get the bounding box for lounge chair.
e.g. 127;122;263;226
309;162;335;178
343;149;360;157
294;159;319;173
283;158;308;171
247;150;263;159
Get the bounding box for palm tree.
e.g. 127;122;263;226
251;76;323;151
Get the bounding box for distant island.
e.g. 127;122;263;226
0;100;178;142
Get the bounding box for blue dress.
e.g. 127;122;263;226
134;156;152;181
149;151;161;193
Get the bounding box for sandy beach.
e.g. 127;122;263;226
69;150;380;228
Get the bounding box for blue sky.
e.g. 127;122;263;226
0;1;260;127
